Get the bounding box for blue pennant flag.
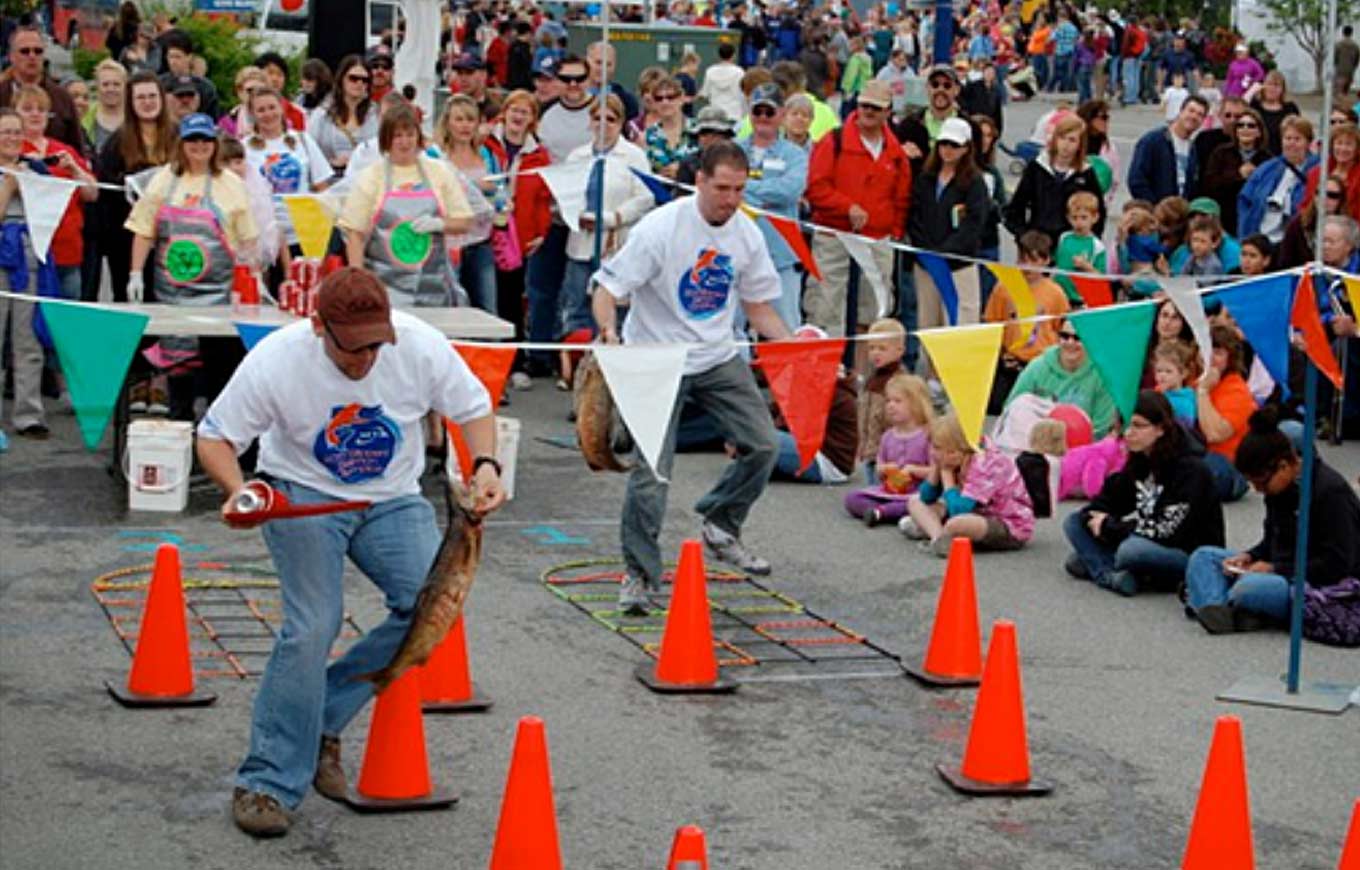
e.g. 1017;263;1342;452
917;252;959;325
630;167;674;205
1208;273;1296;394
234;322;279;352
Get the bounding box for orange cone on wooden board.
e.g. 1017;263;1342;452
635;540;737;694
344;667;456;812
419;614;492;713
488;716;563;870
937;620;1052;796
1181;716;1255;869
904;537;982;687
667;824;709;869
106;543;216;707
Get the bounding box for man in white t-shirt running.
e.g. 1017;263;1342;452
196;268;506;838
591;141;793;614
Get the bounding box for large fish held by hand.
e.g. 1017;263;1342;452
574;352;635;472
356;480;482;693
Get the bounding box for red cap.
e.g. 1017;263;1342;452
316;268;397;349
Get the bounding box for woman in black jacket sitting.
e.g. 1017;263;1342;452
1002;112;1106;249
1186;407;1360;633
1063;390;1225;597
907;116;990;339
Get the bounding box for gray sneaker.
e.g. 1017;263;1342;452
930;534;955;558
898;516;928;540
232;787;289;838
701;521;771;575
619;573;650;616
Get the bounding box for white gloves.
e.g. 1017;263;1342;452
409;215;445;234
126;271;144;303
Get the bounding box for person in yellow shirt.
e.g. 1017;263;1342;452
338;101;473;306
983;230;1069;412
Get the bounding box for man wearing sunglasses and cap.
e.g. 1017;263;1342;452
198;267;506;838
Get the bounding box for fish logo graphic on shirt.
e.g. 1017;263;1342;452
677;247;734;321
313;403;402;484
262;152;303;194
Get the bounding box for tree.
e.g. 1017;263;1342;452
1258;0;1360;92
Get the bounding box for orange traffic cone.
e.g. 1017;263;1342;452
635;540;737;694
345;667;456;812
1338;798;1360;870
937;619;1051;796
904;537;982;687
420;614;492;713
489;716;563;870
667;824;709;869
1182;716;1254;869
106;544;216;707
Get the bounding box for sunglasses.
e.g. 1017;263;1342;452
369;62;393;71
324;321;384;355
16;47;44;56
751;105;777;118
652;92;680;102
1057;331;1081;342
347;74;371;84
1327;189;1345;199
1236;121;1258;129
1095;112;1110;119
182;135;215;143
928;79;954;89
858;103;887;112
558;73;588;84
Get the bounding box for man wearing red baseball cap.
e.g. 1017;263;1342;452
196;267;505;838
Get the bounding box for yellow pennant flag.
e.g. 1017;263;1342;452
988;263;1036;351
283;194;336;260
918;323;1005;448
1344;276;1360;320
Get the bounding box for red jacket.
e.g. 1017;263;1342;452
806;114;912;239
483;130;554;247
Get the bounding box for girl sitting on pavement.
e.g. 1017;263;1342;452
900;412;1035;557
844;373;934;526
1152;339;1198;426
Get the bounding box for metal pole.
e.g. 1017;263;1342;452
591;0;612;272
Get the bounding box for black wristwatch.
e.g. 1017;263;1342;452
472;455;502;476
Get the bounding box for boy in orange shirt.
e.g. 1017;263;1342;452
984;230;1071;412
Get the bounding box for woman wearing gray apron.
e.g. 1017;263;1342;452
338;101;473;307
126;113;258;418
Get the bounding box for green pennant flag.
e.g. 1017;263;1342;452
40;302;150;450
1070;301;1156;429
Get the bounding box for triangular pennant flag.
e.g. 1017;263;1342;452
755;337;845;472
282;195;336;261
1210;274;1295;391
1290;271;1343;388
1071;275;1114;308
988;263;1036;350
452;343;517;406
1160;276;1213;377
762;212;822;281
536;159;594;232
1070;301;1156;428
916;251;959;325
233;322;279;352
1343;274;1360;319
630;167;673;205
592;344;688;482
838;233;891;319
917;323;1003;447
14;172;76;264
39;302;149;449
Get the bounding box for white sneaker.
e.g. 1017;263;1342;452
701;521;771;575
510;371;533;391
618;573;650;616
898;516;928;540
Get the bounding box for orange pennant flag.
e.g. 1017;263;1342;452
445;343;518;479
1289;272;1343;389
755;338;845;472
1071;276;1114;308
762;213;822;282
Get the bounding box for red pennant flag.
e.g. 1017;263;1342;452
755;338;845;472
1072;276;1114;308
762;213;822;282
1289;272;1343;389
445;343;518;479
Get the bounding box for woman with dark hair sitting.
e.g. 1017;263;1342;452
1063;390;1225;597
1185;407;1360;633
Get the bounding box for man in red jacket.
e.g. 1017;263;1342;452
804;79;912;339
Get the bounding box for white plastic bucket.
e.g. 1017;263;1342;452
125;420;194;512
447;416;520;501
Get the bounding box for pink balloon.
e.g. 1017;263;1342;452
1049;404;1094;449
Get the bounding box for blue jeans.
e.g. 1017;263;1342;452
621;355;778;583
1033;54;1049;90
458;240;497;314
1202;451;1249;503
1049;53;1073;92
772;429;824;482
1075;66;1093;104
1121;55;1141;105
559;258;598;337
236;480;439;808
773;264;803;331
526;223;569;369
1063;511;1190;590
1185;546;1291;621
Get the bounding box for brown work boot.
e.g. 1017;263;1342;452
232;787;289;838
313;735;346;801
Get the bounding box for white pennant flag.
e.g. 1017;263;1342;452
14;171;76;265
124;165;162;204
592;343;688;483
836;232;890;318
1160;276;1213;378
537;159;596;233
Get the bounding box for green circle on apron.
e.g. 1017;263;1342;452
165;239;208;283
391;220;433;266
